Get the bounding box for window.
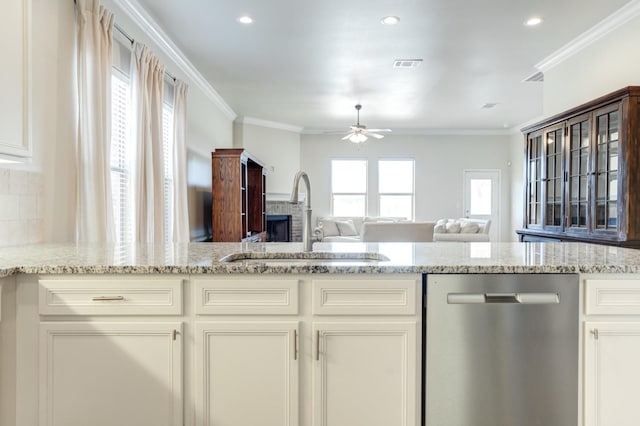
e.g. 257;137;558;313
378;159;414;220
110;38;174;242
331;159;367;216
110;69;132;243
162;92;174;242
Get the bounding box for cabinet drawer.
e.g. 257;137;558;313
312;279;417;315
194;279;299;315
38;279;183;315
585;279;640;315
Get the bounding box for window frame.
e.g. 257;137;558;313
330;158;368;217
377;158;415;220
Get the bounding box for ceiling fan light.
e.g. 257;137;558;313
349;133;368;143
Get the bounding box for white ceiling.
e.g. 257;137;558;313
133;0;632;132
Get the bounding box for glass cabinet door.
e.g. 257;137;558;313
544;125;564;229
593;104;620;233
525;131;543;228
566;115;590;232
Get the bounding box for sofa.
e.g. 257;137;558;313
432;218;491;242
314;216;407;242
361;221;435;242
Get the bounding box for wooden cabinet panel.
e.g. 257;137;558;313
312;322;417;426
38;278;183;315
584;322;640;426
39;322;183;426
195;322;299;426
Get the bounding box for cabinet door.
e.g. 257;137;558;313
542;124;565;230
584;322;640;426
592;103;621;237
566;114;591;234
195;322;299;426
0;0;30;158
525;130;544;229
39;322;183;426
312;322;417;426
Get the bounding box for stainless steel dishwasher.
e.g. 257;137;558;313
424;274;578;426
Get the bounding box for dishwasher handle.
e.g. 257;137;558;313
447;292;560;305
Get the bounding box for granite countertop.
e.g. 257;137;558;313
1;242;640;277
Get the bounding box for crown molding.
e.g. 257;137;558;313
302;128;512;136
236;116;304;133
112;0;237;121
536;0;640;72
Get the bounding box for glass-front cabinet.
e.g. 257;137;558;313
518;87;640;247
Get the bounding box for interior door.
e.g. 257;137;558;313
463;170;500;241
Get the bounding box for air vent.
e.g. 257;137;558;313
481;102;499;109
393;59;423;69
523;71;544;82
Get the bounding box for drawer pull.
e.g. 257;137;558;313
91;296;125;301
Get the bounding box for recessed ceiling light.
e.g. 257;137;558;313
237;16;253;24
525;16;543;26
381;16;400;25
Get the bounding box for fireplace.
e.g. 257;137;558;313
267;215;292;242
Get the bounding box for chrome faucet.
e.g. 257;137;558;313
290;170;313;252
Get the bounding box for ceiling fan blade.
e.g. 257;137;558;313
341;134;354;140
368;132;385;139
366;128;392;133
323;130;350;134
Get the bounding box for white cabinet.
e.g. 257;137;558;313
0;0;31;158
39;322;182;426
195;322;299;426
193;275;421;426
312;322;417;426
12;273;420;426
584;322;640;426
36;276;185;426
582;277;640;426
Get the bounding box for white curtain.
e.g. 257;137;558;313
172;80;190;243
75;0;116;243
131;43;166;243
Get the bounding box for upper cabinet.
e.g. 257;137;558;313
0;0;31;159
518;87;640;247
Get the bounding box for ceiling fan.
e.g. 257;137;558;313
327;104;392;143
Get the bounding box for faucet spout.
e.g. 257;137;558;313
290;171;313;252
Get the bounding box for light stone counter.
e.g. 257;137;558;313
1;241;640;277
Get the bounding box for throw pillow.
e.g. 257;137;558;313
436;219;447;227
335;219;358;236
446;221;461;233
460;221;480;234
318;219;340;237
434;224;446;233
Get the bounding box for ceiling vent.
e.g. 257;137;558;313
523;71;544;82
481;102;499;109
393;59;423;69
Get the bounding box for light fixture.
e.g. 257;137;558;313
525;16;543;26
237;16;253;24
381;16;400;25
349;133;368;144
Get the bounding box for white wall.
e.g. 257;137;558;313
233;122;301;194
543;14;640;116
300;133;514;241
508;130;525;241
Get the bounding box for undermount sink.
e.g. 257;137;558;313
219;251;390;264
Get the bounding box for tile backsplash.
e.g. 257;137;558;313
0;169;44;246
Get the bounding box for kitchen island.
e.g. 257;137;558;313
1;241;640;426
